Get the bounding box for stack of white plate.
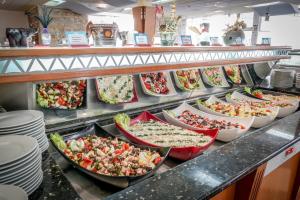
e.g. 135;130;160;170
270;69;295;89
0;110;49;152
0;184;28;200
295;73;300;89
0;135;43;195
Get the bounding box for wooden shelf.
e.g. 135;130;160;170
0;46;291;58
0;56;290;84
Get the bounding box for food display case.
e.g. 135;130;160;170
0;46;299;200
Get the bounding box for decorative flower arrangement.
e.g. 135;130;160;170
33;6;54;45
224;17;247;34
223;15;247;46
34;6;54;28
157;3;181;46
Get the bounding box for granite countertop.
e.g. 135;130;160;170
106;111;300;200
29;152;82;200
31;111;300;200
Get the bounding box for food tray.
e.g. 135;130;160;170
200;66;230;88
95;75;139;104
115;111;218;161
35;79;87;110
223;65;246;85
139;72;177;97
162;102;254;142
172;69;205;91
197;95;279;128
227;91;298;118
50;124;170;188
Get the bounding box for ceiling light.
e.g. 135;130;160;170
245;1;281;8
214;10;224;13
123;7;132;11
44;0;65;6
97;3;109;8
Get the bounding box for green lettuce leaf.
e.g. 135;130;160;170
50;133;66;150
114;113;131;129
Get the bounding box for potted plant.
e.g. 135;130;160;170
34;6;54;45
223;14;247;46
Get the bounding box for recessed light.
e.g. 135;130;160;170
123;7;132;11
214;10;224;13
97;3;109;8
245;1;282;8
44;0;65;6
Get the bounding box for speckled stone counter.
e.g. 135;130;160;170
106;111;300;200
33;111;300;200
29;152;81;200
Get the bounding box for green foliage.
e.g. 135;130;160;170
34;6;54;28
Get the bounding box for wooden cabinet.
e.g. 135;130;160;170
211;143;300;200
257;153;300;200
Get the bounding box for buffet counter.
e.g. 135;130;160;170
1;46;299;200
30;103;300;200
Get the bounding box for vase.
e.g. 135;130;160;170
41;28;51;46
223;30;245;46
160;32;176;46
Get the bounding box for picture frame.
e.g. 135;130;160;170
134;33;150;46
180;35;193;46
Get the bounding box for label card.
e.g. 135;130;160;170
180;35;193;46
65;31;89;46
134;33;150;46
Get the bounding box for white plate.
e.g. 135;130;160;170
228;91;298;118
18;169;42;188
0;135;38;166
197;95;279;128
0;110;43;129
200;67;230;87
24;170;43;195
172;70;205;91
0;149;40;176
0;119;44;134
139;72;177;97
163;102;254;142
0;185;28;200
1;156;41;184
0;146;40;171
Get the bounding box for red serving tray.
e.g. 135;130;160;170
115;111;218;161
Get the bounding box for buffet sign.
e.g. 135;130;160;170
65;31;89;47
180;35;193;46
134;33;151;46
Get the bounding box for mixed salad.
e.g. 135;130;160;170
96;75;135;104
175;110;246;130
114;114;212;148
140;72;169;95
224;65;242;84
175;69;203;91
227;93;293;108
197;100;273;117
202;67;224;86
37;80;86;109
50;133;162;176
244;87;300;102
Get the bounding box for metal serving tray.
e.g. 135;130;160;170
51;124;170;188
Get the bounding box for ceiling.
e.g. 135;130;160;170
0;0;300;17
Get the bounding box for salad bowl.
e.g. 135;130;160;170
197;95;279;128
172;69;205;91
227;91;298;118
115;111;218;161
200;67;230;88
162;102;254;142
139;72;177;97
95;75;139;104
50;124;170;188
